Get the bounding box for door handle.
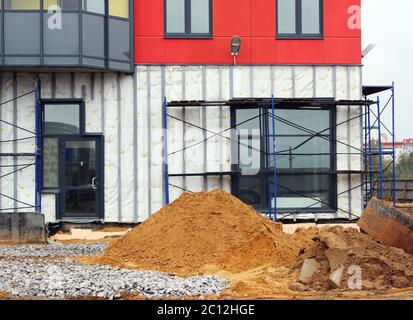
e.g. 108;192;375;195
92;177;98;190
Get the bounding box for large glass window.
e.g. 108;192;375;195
1;0;132;71
277;0;323;38
42;101;85;189
44;103;81;135
233;105;336;213
165;0;212;37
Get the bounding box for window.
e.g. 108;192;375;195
277;0;323;38
43;138;59;188
43;103;81;135
44;0;78;10
82;0;104;15
232;104;336;213
165;0;212;37
4;0;40;10
109;0;129;18
42;101;85;189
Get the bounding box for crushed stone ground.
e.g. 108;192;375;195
1;190;412;300
0;243;108;258
0;244;228;300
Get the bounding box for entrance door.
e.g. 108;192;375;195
59;137;103;219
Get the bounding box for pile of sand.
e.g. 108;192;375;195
96;190;314;276
92;190;413;297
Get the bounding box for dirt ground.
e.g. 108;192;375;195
2;191;412;300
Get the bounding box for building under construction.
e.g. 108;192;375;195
0;0;396;225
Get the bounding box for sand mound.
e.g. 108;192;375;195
96;190;313;276
294;226;413;291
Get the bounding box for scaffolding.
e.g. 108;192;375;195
162;89;396;221
0;77;42;213
363;83;396;206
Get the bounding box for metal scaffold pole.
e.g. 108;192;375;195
391;82;397;206
377;95;383;199
163;96;170;205
367;103;373;199
264;102;271;219
271;95;277;221
34;77;42;212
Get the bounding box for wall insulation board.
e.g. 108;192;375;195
0;65;363;223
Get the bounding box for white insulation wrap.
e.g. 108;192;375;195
0;65;363;223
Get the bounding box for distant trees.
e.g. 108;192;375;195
395;153;413;179
381;153;413;179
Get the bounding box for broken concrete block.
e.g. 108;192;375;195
328;265;345;289
289;281;307;292
299;258;320;284
358;198;413;254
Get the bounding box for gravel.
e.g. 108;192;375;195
0;243;229;299
0;243;108;258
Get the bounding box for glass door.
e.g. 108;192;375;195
59;137;103;219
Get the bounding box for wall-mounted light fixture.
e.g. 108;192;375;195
231;36;241;66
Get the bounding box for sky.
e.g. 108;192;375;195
362;0;413;140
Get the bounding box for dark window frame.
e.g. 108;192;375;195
276;0;324;39
0;0;134;73
41;99;85;190
40;98;105;220
231;103;337;214
164;0;213;39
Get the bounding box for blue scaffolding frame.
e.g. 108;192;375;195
0;76;41;213
363;83;397;207
162;95;385;221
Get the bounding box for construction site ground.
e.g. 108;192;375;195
0;191;412;300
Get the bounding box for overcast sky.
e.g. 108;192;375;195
362;0;413;140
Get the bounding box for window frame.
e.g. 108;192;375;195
276;0;324;39
164;0;213;39
231;103;337;214
41;99;85;190
0;0;134;73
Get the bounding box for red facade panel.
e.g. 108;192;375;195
134;0;361;65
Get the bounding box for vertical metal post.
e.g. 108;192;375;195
377;96;383;199
163;97;170;205
34;77;42;212
271;95;277;221
391;82;397;206
363;99;368;206
367;105;373;199
264;104;271;219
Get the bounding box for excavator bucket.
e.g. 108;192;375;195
358;198;413;254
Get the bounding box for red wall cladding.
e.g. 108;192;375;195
134;0;361;65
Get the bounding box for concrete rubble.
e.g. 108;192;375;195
299;259;321;284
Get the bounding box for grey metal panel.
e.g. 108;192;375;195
4;56;41;65
108;18;130;63
82;13;105;59
82;57;105;68
43;56;79;66
108;60;130;71
43;13;79;55
4;12;41;55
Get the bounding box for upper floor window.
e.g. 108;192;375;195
165;0;212;38
277;0;323;38
0;0;132;72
